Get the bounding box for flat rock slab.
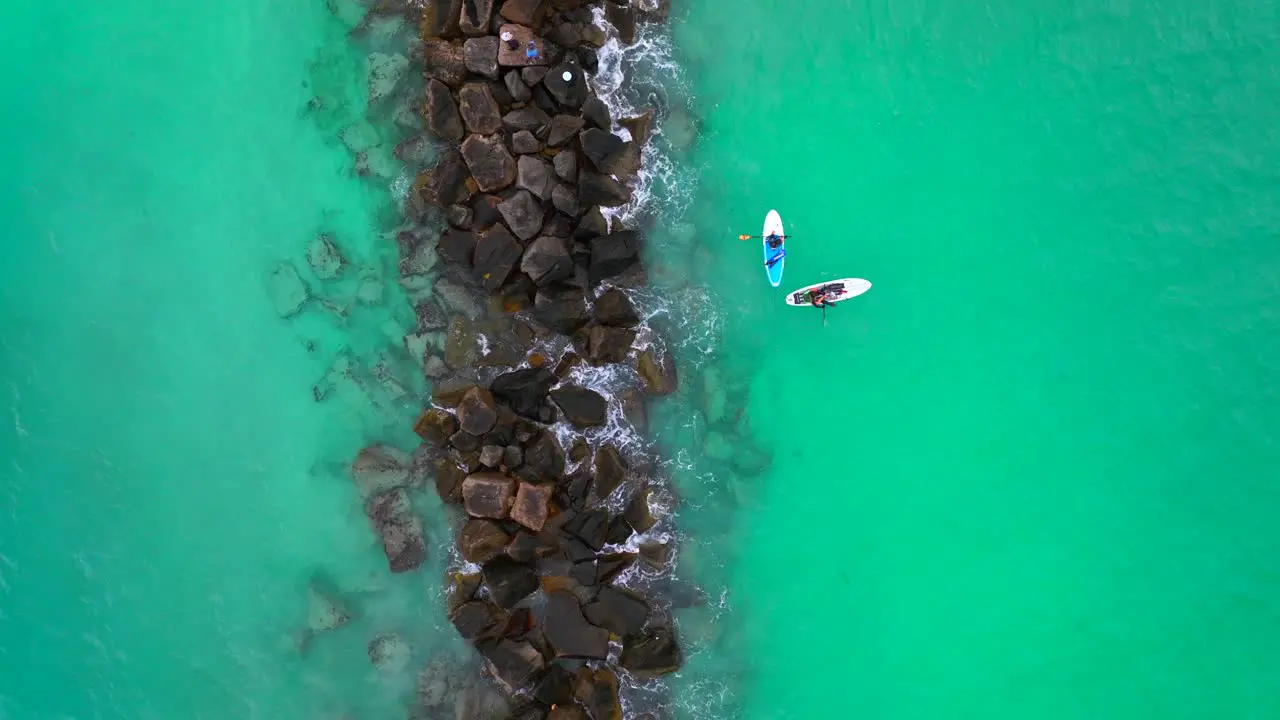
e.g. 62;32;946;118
542;590;609;659
497;24;548;67
459;83;503;135
462;472;517;518
461;134;517;192
463;36;501;79
510;482;552;531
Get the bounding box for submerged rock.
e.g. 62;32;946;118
306;580;352;633
366;489;427;573
269;262;310;317
368;52;409;106
350;444;410;498
636;348;677;396
368;633;411;674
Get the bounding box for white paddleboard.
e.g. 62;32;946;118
785;278;872;306
762;210;785;287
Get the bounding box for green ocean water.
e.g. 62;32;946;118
3;0;1280;719
667;0;1280;718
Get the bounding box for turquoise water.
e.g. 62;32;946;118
666;0;1280;718
4;0;1280;718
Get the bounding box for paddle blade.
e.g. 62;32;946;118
738;234;751;240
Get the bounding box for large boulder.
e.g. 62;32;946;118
350;445;410;499
478;638;545;691
593;288;639;326
581;95;611;131
411;149;471;209
553;149;577;182
458;83;503;134
482;555;539;608
574;667;622;720
422;39;468;87
583;586;649;637
574;206;608;239
503;105;552;133
511;129;541;153
592;443;626;499
578;171;632;207
533;285;589;334
462;472;517;518
550;386;607;428
473;224;523;290
636;348;677;396
604;1;637;43
619;626;682;677
424;78;464;141
433;457;468;503
504;70;532;103
462;134;517;192
541;591;609;659
520;235;573;286
547;114;585;147
458;518;512;563
491;367;557;418
578;128;624;171
414;408;458;446
543;62;588;107
366;489;426;573
421;0;464;38
497;189;546;242
551;184;580;216
622;479;655;530
450;599;503;640
586;325;637;364
523;431;565;481
515;155;555;201
460;0;496;36
510;482;552;531
498;0;545;25
589;230;640;284
563;508;609;551
436;226;476;267
463;36;500;79
456;386;500;435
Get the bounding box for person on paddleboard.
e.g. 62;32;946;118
764;233;785;269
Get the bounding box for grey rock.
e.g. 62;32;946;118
460;0;497;36
547;114;585;147
473;224;523;290
593;287;639;326
511;129;542;154
579;170;632;207
521;235;573;286
551;184;579;216
553;149;577;182
503;69;532;102
461;134;516;192
515;154;555;200
497;189;546;242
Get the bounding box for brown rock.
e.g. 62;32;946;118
450;599;503;640
583;586;650;636
619;626;682;677
463;36;501;79
459;0;496;36
458;83;502;134
457;386;500;435
624;484;657;532
574;667;622;720
462;472;517;518
458;518;512;563
510;482;552;531
422;38;468;88
366;489;427;573
461;134;517;192
421;0;464;39
433;457;468;503
592;443;626;499
499;0;545;26
636;348;677;396
497;24;544;67
424;78;464;141
413;408;458;446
